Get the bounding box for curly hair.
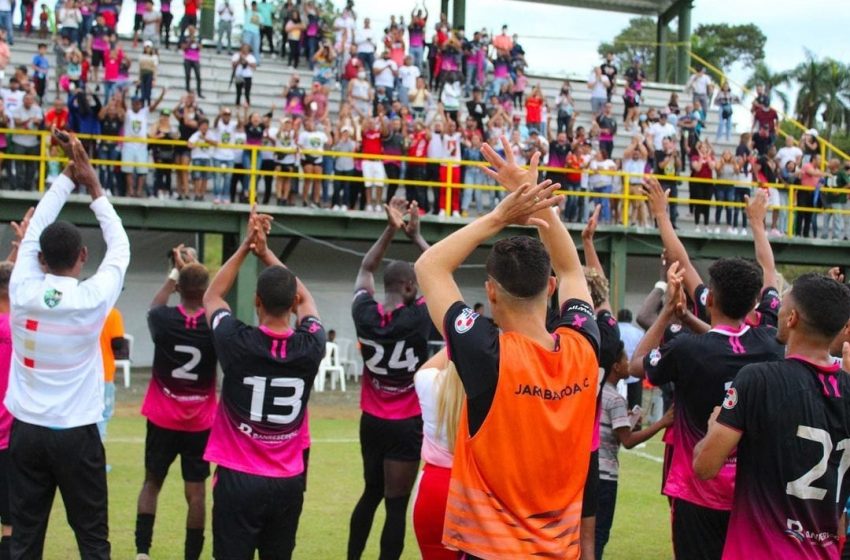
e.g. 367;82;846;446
584;267;609;309
707;258;762;320
791;273;850;339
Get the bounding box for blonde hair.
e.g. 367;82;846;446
435;362;465;450
584;267;609;309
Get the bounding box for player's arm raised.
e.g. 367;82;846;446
581;204;610;312
629;261;685;378
354;200;405;295
150;244;194;308
643;176;703;301
416;182;560;336
745;190;777;290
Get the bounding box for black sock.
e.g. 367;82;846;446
185;527;204;560
379;495;410;560
135;513;155;554
0;535;11;560
347;486;383;560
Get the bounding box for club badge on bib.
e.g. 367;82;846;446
43;288;63;309
454;308;479;334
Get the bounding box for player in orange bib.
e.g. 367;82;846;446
415;136;600;559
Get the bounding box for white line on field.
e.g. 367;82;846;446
107;437;360;444
623;449;664;464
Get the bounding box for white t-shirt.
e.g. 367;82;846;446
442;132;462;161
622;158;647;177
218;3;234;22
414;367;453;468
298;130;328;162
213;120;237;161
372;58;397;89
690;74;712;95
124;107;149;139
274;128;298;164
590;158;616;188
588;71;609;99
0;0;12;11
355;26;376;54
232;52;257;79
1;88;24;115
12;104;44;147
398;64;420;91
648;122;677;151
440;81;461;111
427;133;444;159
334;14;355;47
776;146;803;169
188;129;216;160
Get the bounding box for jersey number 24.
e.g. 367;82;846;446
359;339;419;375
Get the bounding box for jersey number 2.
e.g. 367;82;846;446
172;345;201;381
243;376;305;424
786;426;850;502
359;339;419;375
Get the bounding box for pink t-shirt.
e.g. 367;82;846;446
0;313;12;449
183;42;201;62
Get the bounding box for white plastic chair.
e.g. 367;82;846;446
116;333;135;388
316;342;346;392
335;337;359;381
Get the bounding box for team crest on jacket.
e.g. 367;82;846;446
722;387;738;409
43;288;63;309
454;308;479;334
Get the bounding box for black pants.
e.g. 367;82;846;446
161;12;173;48
405;165;428;210
796;190;816;237
11;143;39;190
426;162;440;214
691;181;711;225
288;40;300;68
178;14;196;44
9;421;109;560
184;60;201;94
384;164;401;200
261;159;276;205
154;163;172;194
595;479;617;560
333;169;355;207
213;466;304;560
261;25;274;53
235;77;252;106
671;498;729;560
231;163;247;203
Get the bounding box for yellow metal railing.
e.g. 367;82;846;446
2;128;850;237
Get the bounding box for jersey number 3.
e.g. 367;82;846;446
786;426;850;502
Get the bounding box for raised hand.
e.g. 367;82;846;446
481;135;539;193
744;189;768;227
67;134;102;196
582;204;602;241
404;200;421;238
384;198;406;230
641;175;670;218
664;260;686;316
10;207;34;244
491;180;563;228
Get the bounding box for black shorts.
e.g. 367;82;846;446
276;162;295;173
671;497;730;560
134;13;144;31
91;49;105;67
359;412;422;484
301;156;319;167
0;449;9;526
144;420;210;483
212;466;305;560
581;449;599;518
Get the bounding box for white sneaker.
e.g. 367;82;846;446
740;228;748;236
714;226;722;234
452;210;461;218
135;554;151;560
728;227;737;235
332;204;340;210
695;225;702;233
341;204;348;211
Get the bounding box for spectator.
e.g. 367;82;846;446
284;10;305;69
159;0;173;48
409;75;429;120
360;116;385;211
232;44;257;106
407;8;427;69
600;52;617;101
622;135;649;227
0;0;13;46
656;136;680;227
398;55;419;110
333;6;356;67
101;33;124;102
0;30;9;80
622;70;642;131
311;40;336;86
524;84;543;134
555;81;575;135
257;0;275;56
461;133;488;216
589;148;615;223
181;26;203;98
97;93;123;195
588;66;609;116
10;92;42;190
305;81;328;121
149;106;178;199
137;40;158;107
123;91;164;197
88;13;108;84
715;149;740;234
714;82;737;142
462;30;482;97
331;125;356;210
31;42;49;101
690;140;715;232
686;66;713;119
347;68;373;119
596;101;617;157
97;307;124;443
354;17;377;81
187;117;217;201
440;72;461;125
373;49;398;102
44;96;70;133
821;158;844;240
178;0;198;45
216;0;235;55
0;98;8;188
751;98;778;146
282;74;306;118
174;93;203;199
59;0;82;47
303;1;321;69
298;117;329;207
131;0;146;47
38;3;49;39
272;116;297;205
438;117;462;216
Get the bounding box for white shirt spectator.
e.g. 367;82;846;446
213;120;237;161
59;6;82;29
232;52;257;79
189;129;216;159
427;132;444;159
648;121;677;151
588;71;609;99
124;106;149;139
398;64;420;91
218;2;234;22
0;0;12;11
333;13;355;50
355;26;376;54
1;88;24;114
12;103;43;147
776;145;803;169
442;132;462;161
622;157;647;177
6;174;130;428
590;158;616;188
689;73;712;95
440;81;461;111
372;58;397;89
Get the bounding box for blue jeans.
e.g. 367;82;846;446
0;11;13;44
714;185;733;226
98;143;120;194
592;184;612;222
242;29;260;63
716;114;732;141
563;182;585;223
213;159;234;199
464;61;477;95
462;167;488;214
822;202;844;239
217;20;232;53
595;479;618;560
409;45;424;69
306;35;319;70
732;187;749;229
321;156;334;204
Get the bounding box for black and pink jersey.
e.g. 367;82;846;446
718;357;850;559
694;284;781;328
143;305;218;432
644;323;784;509
351;289;433;420
204;309;325;478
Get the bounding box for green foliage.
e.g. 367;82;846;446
597;17;676;83
792;51;850;137
746;62;791;112
690;23;766;71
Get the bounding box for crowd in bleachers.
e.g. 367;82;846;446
0;0;848;235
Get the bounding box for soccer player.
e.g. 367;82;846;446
630;196;786;559
645;178;780;329
203;210;325;560
415;137;600;558
135;245;217;560
348;198;432;560
694;274;850;559
6;132;130;559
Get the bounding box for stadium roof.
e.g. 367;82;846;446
514;0;682;16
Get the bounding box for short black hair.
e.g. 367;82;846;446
707;258;762;320
791;273;850;339
0;261;12;299
256;266;297;316
384;260;416;291
486;236;550;298
617;308;633;323
178;263;209;300
39;221;83;272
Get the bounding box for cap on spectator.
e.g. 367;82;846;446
143;40;153;48
512;114;521;121
341;126;353;134
161;108;171;116
529;129;539;135
131;95;142;103
807;128;819;137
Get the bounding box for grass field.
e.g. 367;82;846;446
40;376;673;559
